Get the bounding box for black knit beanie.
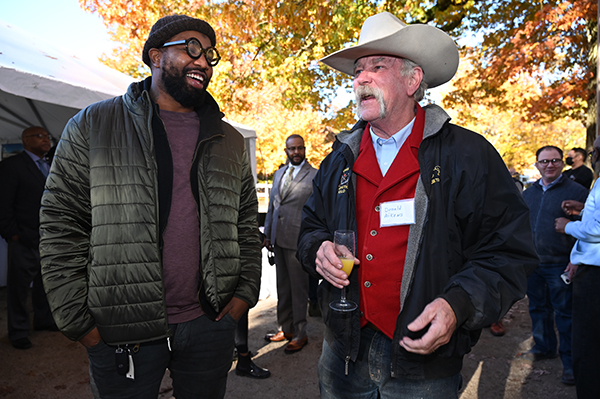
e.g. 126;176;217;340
142;15;217;67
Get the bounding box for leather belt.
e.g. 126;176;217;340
364;322;382;333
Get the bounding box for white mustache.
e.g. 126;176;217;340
354;85;386;119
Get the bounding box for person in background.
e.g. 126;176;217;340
555;135;600;398
39;15;261;398
521;145;588;386
234;230;270;379
563;147;593;189
0;126;56;350
297;12;538;398
264;134;317;354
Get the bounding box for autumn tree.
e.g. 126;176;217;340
430;0;597;149
81;0;596;171
444;62;586;173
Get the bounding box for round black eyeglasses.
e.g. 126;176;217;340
162;38;221;66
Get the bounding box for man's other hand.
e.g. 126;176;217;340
562;200;584;216
555;217;571;234
79;327;102;348
216;297;249;321
399;298;457;355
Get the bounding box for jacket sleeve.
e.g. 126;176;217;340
438;139;539;330
39;116;95;342
263;171;277;241
234;147;262;307
565;189;600;242
0;159;19;240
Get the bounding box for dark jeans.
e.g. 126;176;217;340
526;263;573;371
318;327;461;399
572;265;600;399
87;314;238;399
7;240;54;341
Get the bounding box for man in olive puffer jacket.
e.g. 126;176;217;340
39;15;261;399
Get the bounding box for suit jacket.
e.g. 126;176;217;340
265;161;317;250
0;151;47;248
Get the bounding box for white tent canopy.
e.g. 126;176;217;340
0;21;134;143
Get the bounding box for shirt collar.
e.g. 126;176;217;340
369;117;416;150
539;174;564;191
23;149;43;162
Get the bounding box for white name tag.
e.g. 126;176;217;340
380;199;415;227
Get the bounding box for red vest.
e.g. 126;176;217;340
354;106;424;339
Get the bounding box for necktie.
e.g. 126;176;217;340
281;166;295;196
37;158;49;178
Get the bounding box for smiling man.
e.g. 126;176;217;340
297;12;538;398
39;15;261;399
521;146;588;386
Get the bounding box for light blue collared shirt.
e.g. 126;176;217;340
538;174;564;192
24;149;49;175
369;118;415;176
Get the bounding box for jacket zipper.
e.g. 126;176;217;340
147;96;172;341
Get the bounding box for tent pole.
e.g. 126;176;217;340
26;98;51;137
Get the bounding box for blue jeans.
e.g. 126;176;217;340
87;314;238;399
318;327;461;399
526;263;573;371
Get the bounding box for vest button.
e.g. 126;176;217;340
364;281;372;288
370;230;377;236
375;205;380;212
366;254;373;261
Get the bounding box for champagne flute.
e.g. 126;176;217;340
329;230;358;312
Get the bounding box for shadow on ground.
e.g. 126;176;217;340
0;287;576;399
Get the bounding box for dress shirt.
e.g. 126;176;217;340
369;118;415;176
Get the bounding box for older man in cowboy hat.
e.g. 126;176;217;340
297;12;537;398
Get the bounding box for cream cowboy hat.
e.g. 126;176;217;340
320;12;459;88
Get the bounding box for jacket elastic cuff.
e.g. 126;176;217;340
438;287;475;329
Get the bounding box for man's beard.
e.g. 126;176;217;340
161;64;209;109
354;85;386;120
287;154;305;166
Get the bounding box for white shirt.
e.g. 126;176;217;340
280;160;305;191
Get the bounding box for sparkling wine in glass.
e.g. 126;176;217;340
329;230;358;312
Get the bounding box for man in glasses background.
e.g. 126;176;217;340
263;134;317;354
39;15;261;398
521;145;588;386
0;126;56;350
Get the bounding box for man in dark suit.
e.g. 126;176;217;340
264;134;317;353
0;126;55;349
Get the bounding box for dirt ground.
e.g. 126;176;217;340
0;284;577;399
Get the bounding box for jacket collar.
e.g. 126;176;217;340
125;77;225;124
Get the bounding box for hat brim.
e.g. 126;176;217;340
320;24;459;88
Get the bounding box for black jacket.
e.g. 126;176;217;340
298;105;538;379
0;151;47;248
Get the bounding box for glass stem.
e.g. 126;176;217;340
340;286;347;303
